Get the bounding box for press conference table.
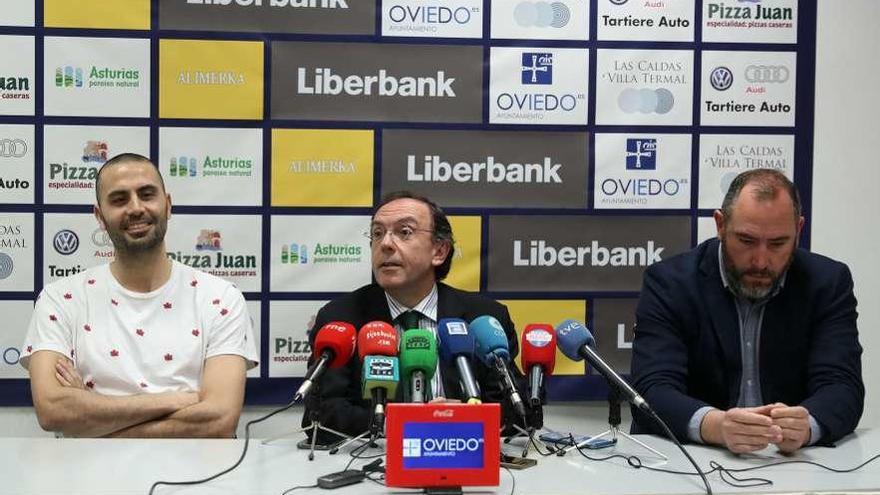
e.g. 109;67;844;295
2;405;879;495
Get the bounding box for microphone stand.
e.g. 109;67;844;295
329;393;384;455
561;383;667;459
261;390;356;461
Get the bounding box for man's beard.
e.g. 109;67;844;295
721;237;793;301
101;211;168;256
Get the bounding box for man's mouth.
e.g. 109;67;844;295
125;220;152;236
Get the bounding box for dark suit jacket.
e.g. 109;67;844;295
630;238;864;445
302;283;534;441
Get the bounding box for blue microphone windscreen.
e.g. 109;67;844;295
437;318;474;363
469;315;510;365
555;319;594;361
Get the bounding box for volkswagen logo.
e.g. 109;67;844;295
745;65;790;83
609;0;628;4
53;230;80;255
0;138;27;158
91;228;113;247
710;66;734;91
0;252;13;280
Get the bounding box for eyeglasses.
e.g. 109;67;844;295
364;224;434;243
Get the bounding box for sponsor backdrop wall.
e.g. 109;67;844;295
0;0;813;406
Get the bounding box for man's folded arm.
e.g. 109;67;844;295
107;354;247;438
29;350;198;438
631;267;709;440
801;264;864;444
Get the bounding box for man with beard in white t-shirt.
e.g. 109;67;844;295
21;153;258;438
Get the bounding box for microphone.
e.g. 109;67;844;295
555;319;651;413
437;318;481;404
521;323;556;406
295;321;356;402
470;315;526;420
358;321;400;433
399;329;437;403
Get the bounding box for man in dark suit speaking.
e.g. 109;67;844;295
302;191;527;441
631;169;864;454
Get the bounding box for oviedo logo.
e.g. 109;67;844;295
54;65;141;89
522;53;553;85
625;138;657;170
387;3;476;25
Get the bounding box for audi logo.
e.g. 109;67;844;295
710;66;734;91
53;230;80;256
91;228;113;247
744;65;790;83
0;138;28;158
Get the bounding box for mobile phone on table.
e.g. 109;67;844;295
500;454;537;469
583;437;617;449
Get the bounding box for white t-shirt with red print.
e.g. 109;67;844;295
20;260;259;396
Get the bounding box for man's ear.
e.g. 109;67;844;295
93;205;107;230
431;240;451;267
713;209;726;239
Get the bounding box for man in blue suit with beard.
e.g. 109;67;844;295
631;169;864;454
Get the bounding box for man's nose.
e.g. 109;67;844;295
752;243;770;270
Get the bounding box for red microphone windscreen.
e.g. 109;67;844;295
314;321;356;368
521;323;557;375
357;321;399;359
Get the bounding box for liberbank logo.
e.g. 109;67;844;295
273;42;480;122
296;68;455;98
185;0;348;7
407;155;562;184
513;240;664;267
54;65;141;89
186;0;348;9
